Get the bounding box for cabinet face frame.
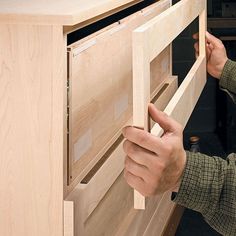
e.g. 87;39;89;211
132;0;207;209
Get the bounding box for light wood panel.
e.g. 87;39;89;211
64;201;74;236
143;192;176;236
69;172;133;236
66;75;177;235
68;135;125;222
67;0;171;188
0;25;65;236
118;195;164;236
0;0;145;25
132;0;206;209
134;0;206;62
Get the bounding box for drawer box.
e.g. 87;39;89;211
67;0;172;185
66;74;178;235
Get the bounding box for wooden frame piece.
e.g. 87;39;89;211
133;0;207;209
64;201;74;236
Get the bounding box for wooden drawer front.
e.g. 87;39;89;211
67;0;172;185
132;0;207;208
66;76;178;236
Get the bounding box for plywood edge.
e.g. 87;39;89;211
64;201;74;236
132;13;150;210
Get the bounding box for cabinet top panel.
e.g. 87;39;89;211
0;0;142;25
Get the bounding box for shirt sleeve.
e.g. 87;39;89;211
219;59;236;103
172;151;236;236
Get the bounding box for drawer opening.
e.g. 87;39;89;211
67;0;157;45
151;83;169;104
81;134;124;184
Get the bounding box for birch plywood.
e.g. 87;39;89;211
135;0;206;62
132;0;207;208
66;76;177;236
143;192;176;236
0;25;64;236
64;201;74;236
0;0;143;25
67;0;172;186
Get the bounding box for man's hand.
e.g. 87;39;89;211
193;32;228;79
122;103;186;197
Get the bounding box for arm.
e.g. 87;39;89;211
172;152;236;235
220;59;236;102
123;104;236;235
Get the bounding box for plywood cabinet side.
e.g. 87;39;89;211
0;24;66;236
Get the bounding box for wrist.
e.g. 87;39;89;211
217;58;228;79
172;150;186;193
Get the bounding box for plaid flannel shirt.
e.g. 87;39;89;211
172;60;236;236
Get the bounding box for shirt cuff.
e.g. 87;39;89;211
219;59;236;91
171;151;213;214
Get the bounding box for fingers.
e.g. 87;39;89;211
123;139;158;168
122;126;162;154
148;103;182;134
194;41;199;58
124;169;158;197
124;170;148;196
192;32;199;40
194;41;199;54
206;43;212;61
125;155;150;181
193;32;218;57
206;31;223;48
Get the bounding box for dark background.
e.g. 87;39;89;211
173;0;236;155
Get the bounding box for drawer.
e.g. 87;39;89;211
66;185;176;236
65;73;178;235
66;0;172;186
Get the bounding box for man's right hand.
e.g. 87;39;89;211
193;32;228;79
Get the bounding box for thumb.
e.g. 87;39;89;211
148;103;181;134
206;31;222;48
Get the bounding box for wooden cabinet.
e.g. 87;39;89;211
0;0;206;236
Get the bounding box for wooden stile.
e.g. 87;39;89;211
132;0;207;209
